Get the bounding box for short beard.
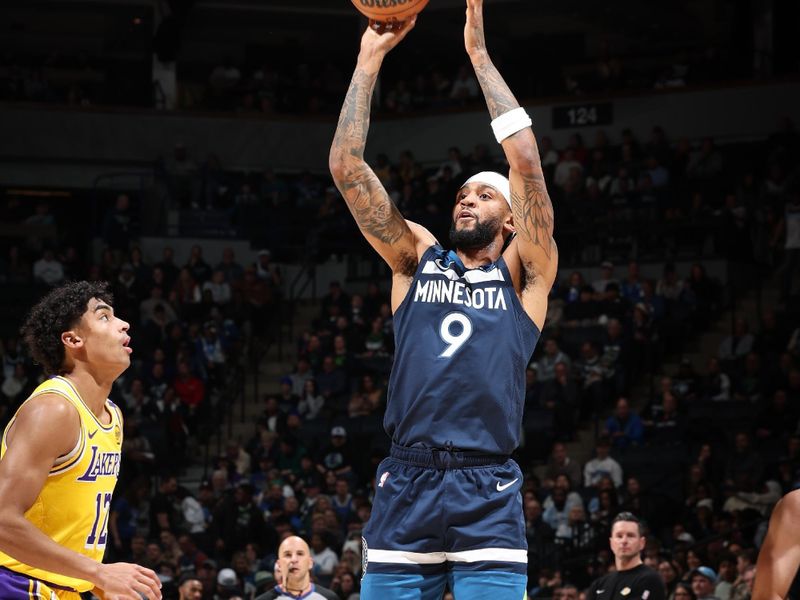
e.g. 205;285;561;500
449;216;501;250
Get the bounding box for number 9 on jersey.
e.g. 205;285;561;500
439;312;474;358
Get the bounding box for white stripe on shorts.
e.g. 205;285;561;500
367;548;527;565
446;548;528;563
367;550;447;564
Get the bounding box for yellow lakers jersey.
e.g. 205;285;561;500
0;376;123;592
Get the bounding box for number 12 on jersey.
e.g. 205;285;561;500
85;492;112;549
439;312;474;358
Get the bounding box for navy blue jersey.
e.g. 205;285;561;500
384;244;540;455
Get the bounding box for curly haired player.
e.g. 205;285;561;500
0;281;161;600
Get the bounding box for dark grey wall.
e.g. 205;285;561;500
2;81;797;187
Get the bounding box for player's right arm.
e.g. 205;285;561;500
329;19;435;305
752;490;800;600
0;394;161;600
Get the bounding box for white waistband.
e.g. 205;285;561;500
366;548;528;564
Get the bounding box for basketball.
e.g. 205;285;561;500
350;0;429;23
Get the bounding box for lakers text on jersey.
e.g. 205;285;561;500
0;376;123;593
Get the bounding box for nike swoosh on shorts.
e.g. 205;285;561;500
496;478;519;492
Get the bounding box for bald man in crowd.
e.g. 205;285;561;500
255;536;339;600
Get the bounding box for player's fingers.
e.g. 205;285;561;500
393;17;416;38
136;564;160;581
134;573;162;600
131;584;155;600
136;564;162;592
129;578;151;598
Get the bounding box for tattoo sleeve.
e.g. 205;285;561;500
333;69;375;163
472;55;556;267
511;172;556;262
330;67;409;247
471;56;519;119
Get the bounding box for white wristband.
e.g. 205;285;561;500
490;107;532;143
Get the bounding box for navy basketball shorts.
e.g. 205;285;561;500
361;444;528;600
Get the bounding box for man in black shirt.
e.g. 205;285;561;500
149;473;180;539
587;512;666;600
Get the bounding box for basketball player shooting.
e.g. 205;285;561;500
0;282;161;600
329;1;557;598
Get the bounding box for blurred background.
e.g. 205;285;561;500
0;0;799;598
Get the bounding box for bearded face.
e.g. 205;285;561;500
449;214;503;250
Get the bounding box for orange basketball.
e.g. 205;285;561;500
350;0;429;23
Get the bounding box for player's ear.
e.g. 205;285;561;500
503;212;516;236
62;330;84;349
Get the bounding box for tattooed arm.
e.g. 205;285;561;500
329;18;433;286
464;0;557;328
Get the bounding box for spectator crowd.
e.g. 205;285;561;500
0;111;798;600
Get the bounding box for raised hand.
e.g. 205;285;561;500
360;15;417;59
464;0;487;57
95;562;162;600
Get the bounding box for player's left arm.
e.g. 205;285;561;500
752;490;800;600
464;0;557;330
